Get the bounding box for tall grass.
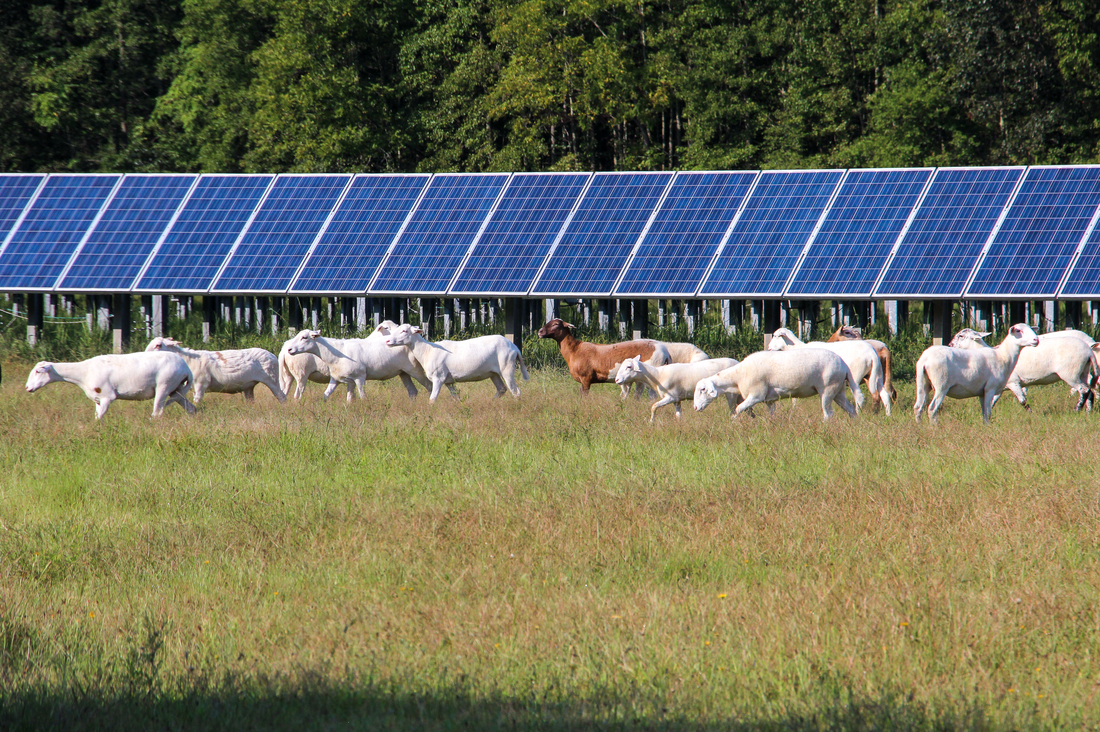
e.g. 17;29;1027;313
1;349;1098;731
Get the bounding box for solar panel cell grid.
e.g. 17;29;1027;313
532;172;674;296
449;173;590;295
699;170;843;297
60;175;197;291
0;175;45;244
874;168;1023;297
135;175;274;292
213;175;351;293
967;166;1100;298
291;175;430;294
0;175;120;290
371;174;510;293
785;169;932;297
615;171;758;297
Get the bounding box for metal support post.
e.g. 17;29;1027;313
598;299;611;332
505;298;524;347
632;299;649;340
112;293;131;353
202;296;216;342
685;300;700;335
26;293;43;346
931;301;952;345
288;297;303;333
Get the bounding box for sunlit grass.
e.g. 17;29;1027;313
1;355;1098;731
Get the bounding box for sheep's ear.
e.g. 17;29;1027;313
980;331;992;338
563;321;576;329
309;330;322;338
633;354;642;362
411;326;422;334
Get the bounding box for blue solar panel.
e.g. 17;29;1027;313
135;175;274;292
967;166;1100;298
785;168;933;297
531;172;674;296
59;175;197;291
290;174;431;294
448;172;591;295
370;173;510;294
212;175;351;293
874;168;1024;298
698;170;844;297
0;174;121;290
1059;206;1100;298
614;171;759;297
0;174;46;244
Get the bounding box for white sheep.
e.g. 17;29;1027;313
766;328;884;414
145;338;286;404
613;356;739;422
25;352;197;419
657;341;710;363
383;324;529;403
284;330;370;401
693;349;858;421
949;327;1099;412
278;341;332;400
914;323;1039;423
281;322;431;401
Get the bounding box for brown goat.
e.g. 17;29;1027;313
537;319;670;393
826;325;897;401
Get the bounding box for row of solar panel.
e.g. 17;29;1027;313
3;166;1100;299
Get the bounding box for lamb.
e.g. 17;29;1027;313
145;337;286;404
766;328;884;414
383;324;529;403
278;340;331;400
949;327;1099;412
280;322;431;401
826;325;897;403
693;349;858;421
914;323;1039;423
537;319;670;394
613;356;739;421
25;352;197;419
283;330;370;401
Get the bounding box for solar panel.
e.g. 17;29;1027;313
697;170;844;297
0;174;46;244
134;175;274;293
1058;203;1100;298
966;166;1100;298
531;171;674;296
785;168;933;298
612;171;759;297
0;174;121;290
370;173;510;294
873;168;1024;298
211;175;351;293
58;175;198;291
289;174;431;294
448;172;591;295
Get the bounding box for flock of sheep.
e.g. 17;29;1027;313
21;316;1100;424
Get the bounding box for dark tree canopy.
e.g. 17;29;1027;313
2;0;1098;174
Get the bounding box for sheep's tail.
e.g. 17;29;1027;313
278;348;293;395
845;363;865;412
518;352;530;381
1089;343;1100;391
867;350;885;398
880;346;897;401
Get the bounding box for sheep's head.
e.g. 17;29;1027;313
384;323;421;347
373;320;400;339
766;330;797;351
1006;323;1039;349
693;378;719;412
25;362;55;392
613;356;643;385
284;330;322;356
948;329;992;349
537;319;575;341
145;337;182;352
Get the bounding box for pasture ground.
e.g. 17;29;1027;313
1;360;1098;731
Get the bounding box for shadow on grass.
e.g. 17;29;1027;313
1;681;993;732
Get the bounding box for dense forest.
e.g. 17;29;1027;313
1;0;1098;174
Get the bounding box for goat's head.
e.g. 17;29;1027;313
537;318;575;341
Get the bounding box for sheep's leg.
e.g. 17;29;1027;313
1006;382;1029;411
620;383;630;400
243;386;256;402
649;395;675;423
724;393;738;414
191;382;207;405
94;390;115;420
293;375;307;400
501;366;521;397
820;392;835;421
398;372;419;400
488;372;508;398
428;378;446;403
322;379;340;401
734;393;764;417
265;379;287;403
834;389;857;418
878;388;892;417
165;378;197;415
674;401;683;419
980;390;996;424
926;387;948;424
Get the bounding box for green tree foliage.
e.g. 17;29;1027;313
0;0;1097;173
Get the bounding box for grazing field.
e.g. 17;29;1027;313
1;358;1098;731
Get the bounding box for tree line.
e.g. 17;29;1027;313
2;0;1098;175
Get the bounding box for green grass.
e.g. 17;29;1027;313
2;350;1099;731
